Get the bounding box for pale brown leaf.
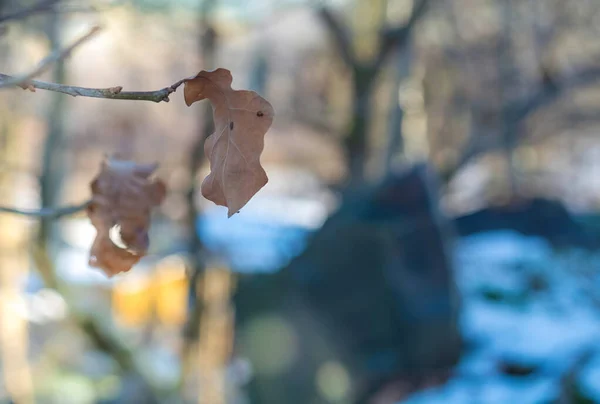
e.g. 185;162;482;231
87;157;166;277
184;68;274;217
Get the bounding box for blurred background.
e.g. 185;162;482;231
1;0;600;403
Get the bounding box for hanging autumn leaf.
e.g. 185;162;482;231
184;68;274;217
87;157;166;277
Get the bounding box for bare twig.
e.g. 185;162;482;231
0;0;58;24
0;26;101;89
0;73;187;103
0;200;90;219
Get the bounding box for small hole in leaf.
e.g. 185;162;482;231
109;225;127;250
256;111;264;117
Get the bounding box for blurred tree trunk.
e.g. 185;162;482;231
249;51;268;95
498;0;520;197
345;0;386;183
346;65;376;184
384;43;412;171
0;112;34;404
181;0;217;395
319;0;427;185
39;12;67;249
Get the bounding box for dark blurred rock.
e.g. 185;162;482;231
234;163;462;404
453;197;599;249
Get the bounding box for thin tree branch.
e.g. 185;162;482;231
372;0;429;71
442;64;600;183
317;6;356;68
0;73;188;103
0;200;90;219
0;73;187;103
510;65;600;122
0;25;101;89
0;1;108;24
0;0;58;24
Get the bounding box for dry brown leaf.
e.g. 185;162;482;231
184;68;274;217
87;157;166;277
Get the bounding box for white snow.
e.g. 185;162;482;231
402;230;600;404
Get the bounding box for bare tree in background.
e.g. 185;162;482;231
318;0;428;183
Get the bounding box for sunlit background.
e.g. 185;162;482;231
2;0;600;403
